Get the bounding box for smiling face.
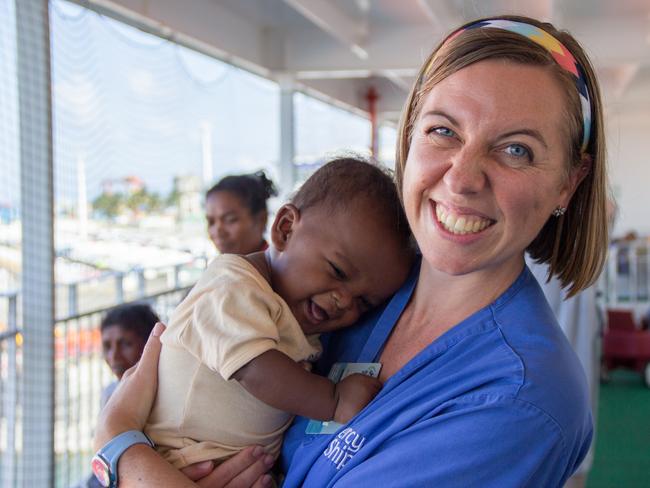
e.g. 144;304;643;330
206;191;267;254
403;60;582;287
268;200;412;335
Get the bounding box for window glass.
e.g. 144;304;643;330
294;92;371;184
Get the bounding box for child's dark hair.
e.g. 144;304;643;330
100;303;159;341
292;156;412;250
206;171;278;216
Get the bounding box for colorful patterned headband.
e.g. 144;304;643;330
429;19;592;152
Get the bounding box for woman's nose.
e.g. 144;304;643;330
443;149;487;195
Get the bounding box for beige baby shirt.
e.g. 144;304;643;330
145;254;321;469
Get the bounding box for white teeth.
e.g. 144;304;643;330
435;204;492;235
444;213;454;229
454;217;466;233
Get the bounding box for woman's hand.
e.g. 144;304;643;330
181;447;275;487
93;322;275;487
94;321;165;450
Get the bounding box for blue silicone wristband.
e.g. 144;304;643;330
93;430;153;488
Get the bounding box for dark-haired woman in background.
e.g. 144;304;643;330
205;171;278;255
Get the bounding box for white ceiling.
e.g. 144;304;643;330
81;0;650;123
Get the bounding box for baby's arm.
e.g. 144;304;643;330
232;350;381;423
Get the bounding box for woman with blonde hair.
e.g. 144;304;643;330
94;15;608;487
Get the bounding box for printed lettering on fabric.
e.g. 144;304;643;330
322;427;366;470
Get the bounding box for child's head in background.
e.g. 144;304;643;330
100;303;159;379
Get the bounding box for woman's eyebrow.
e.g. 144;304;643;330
420;109;459;126
499;129;548;150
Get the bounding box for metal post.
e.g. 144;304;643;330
629;243;637;303
3;295;18;486
174;264;182;289
137;268;146;298
8;292;18;331
365;87;379;158
607;246;617;306
67;283;78;317
16;0;55;486
278;74;296;197
115;272;124;304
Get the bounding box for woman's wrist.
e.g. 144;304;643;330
94;396;147;451
92;431;154;487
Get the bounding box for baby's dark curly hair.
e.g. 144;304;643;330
292;156;413;251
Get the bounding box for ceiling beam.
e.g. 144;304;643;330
76;0;273;77
294;67;417;81
416;0;462;32
380;70;414;92
283;0;368;59
283;17;650;74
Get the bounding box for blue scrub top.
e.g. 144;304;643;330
281;261;592;487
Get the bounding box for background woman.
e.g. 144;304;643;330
94;15;608;487
205;171;277;255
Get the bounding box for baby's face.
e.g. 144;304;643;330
270;200;412;335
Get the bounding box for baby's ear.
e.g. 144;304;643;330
270;204;300;251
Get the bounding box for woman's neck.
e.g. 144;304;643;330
409;256;525;336
378;256;525;382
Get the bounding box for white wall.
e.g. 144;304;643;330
607;107;650;237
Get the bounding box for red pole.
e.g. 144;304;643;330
366;86;379;157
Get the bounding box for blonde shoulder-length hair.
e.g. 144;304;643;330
396;15;608;297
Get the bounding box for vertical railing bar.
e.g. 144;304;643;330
174;264;182;289
629;242;638;304
115;272;124;305
75;317;82;485
137;268;146;299
610;245;620;306
63;318;70;487
68;282;78;317
5;297;18;487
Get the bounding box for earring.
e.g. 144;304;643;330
552;207;567;217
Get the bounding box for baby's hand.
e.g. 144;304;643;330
333;373;382;424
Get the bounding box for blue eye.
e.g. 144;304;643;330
504;144;531;159
433;127;455;137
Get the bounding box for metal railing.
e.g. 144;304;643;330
0;328;21;487
1;241;649;485
1;257;208;331
602;240;650;316
53;286;192;487
0;257;206;487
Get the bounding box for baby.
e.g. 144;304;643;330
145;157;414;468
